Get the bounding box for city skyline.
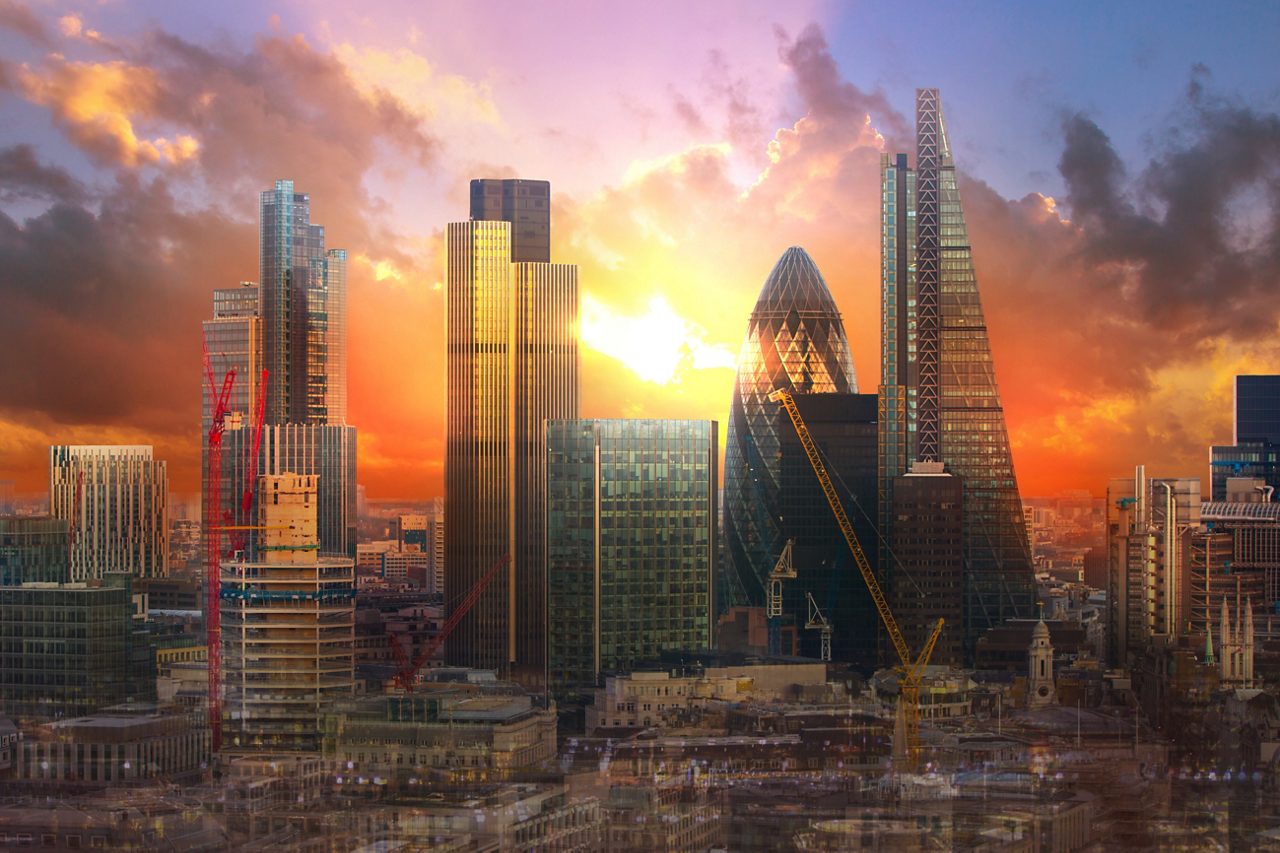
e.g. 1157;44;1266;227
2;3;1280;502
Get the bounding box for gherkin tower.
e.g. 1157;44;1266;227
722;247;857;612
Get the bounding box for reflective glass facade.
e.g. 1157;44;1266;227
50;445;169;581
546;419;717;698
222;424;357;559
0;516;70;585
445;203;579;684
259;180;347;426
201;282;260;536
0;582;134;719
446;220;512;675
1211;376;1280;501
470;179;551;263
722;247;857;612
879;90;1035;656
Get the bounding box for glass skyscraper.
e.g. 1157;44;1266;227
546;419;717;698
258;179;347;426
879;90;1035;655
722;247;857;613
1210;375;1280;500
445;185;579;684
470;179;551;263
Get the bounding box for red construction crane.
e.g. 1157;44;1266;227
387;554;509;692
203;337;237;752
230;369;269;557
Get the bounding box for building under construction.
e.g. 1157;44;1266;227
221;473;355;752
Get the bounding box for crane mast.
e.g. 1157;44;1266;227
769;388;943;768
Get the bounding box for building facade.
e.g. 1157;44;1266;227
221;473;355;752
546;419;717;698
722;246;857;615
1210;375;1280;500
258;180;348;426
775;393;880;668
890;463;965;666
445;187;579;685
470;178;551;263
201;282;261;527
0;578;147;719
222;423;357;558
878;89;1035;657
50;445;169;581
0;516;69;585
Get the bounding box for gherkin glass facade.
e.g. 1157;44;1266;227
722;247;857;611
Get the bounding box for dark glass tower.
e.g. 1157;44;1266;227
722;247;858;614
879;90;1035;656
1210;375;1280;500
470;179;551;264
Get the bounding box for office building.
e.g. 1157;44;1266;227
322;690;556;784
258;180;348;426
546;419;717;698
201;282;261;519
391;503;444;595
0;577;148;719
0;516;70;585
1104;466;1200;667
890;463;965;666
50;445;169;581
879;89;1035;656
1210;375;1280;500
221;473;355;752
775;393;880;667
445;184;579;685
222;423;357;558
470;178;551;263
722;247;857;616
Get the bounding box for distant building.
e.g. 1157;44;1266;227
0;516;69;585
546;419;717;698
50;445;169;581
1210;375;1280;500
1104;466;1200;667
322;690;556;783
201;282;261;526
221;473;355;752
12;706;209;786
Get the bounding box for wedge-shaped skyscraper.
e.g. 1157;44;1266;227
879;89;1035;655
722;247;858;612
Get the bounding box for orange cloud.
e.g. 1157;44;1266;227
16;59;199;167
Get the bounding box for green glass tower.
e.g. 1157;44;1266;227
879;89;1035;656
546;419;717;698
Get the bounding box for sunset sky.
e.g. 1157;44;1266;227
2;1;1279;501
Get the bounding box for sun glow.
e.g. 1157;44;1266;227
579;293;736;385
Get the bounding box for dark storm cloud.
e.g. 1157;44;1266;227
0;26;441;437
0;145;88;203
1058;89;1280;346
775;24;910;151
0;175;251;427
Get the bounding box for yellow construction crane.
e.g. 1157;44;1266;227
769;388;944;769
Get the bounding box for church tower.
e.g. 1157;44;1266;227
1028;606;1057;709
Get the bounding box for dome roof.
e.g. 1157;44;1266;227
751;246;842;317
